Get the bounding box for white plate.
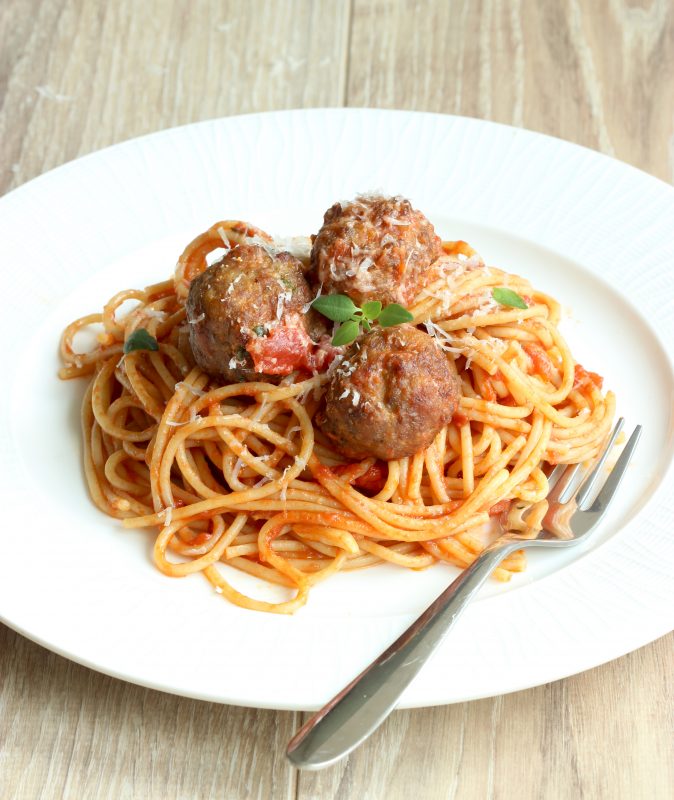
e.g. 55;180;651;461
1;109;672;710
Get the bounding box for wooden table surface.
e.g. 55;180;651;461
1;1;672;798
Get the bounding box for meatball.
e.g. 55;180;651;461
310;195;442;306
186;243;325;383
318;325;459;460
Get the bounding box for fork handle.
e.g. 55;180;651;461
286;538;522;770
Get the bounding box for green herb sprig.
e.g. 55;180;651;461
492;287;528;309
123;328;159;354
311;294;413;346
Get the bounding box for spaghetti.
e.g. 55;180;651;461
59;220;615;613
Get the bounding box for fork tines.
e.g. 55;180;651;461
547;418;642;511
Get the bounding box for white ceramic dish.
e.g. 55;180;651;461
1;109;672;710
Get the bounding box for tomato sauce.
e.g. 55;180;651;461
522;342;556;383
488;499;510;516
333;461;388;494
573;364;604;390
480;379;497;403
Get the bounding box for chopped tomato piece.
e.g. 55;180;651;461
573;364;604;390
522;342;556;383
479;378;497;403
488;499;511;516
246;327;341;376
332;463;359;481
353;462;388;493
246;324;313;375
333;461;388;494
443;240;477;258
588;370;603;388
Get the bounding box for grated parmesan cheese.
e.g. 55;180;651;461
337;386;360;406
175;381;206;397
326;353;344;377
232;458;244;482
302;283;322;313
206;247;229;266
187;312;206;325
335;359;356;379
217;227;231;248
276;290;292;320
279;465;291;501
273;235;312;262
424;320;467;354
345;256;374;278
473;291;500;314
227;274;243;294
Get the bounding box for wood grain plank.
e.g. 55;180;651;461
297;633;674;800
0;0;350;196
0;2;349;799
0;625;298;800
346;0;674;181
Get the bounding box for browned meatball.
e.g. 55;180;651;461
186;243;324;383
318;325;459;460
310;195;443;306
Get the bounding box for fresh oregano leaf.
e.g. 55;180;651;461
123;328;159;354
331;319;361;346
311;294;358;322
361;300;382;321
492;287;527;309
378;303;414;327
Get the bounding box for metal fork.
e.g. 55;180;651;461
287;418;642;770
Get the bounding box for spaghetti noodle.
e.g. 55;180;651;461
59;219;614;613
